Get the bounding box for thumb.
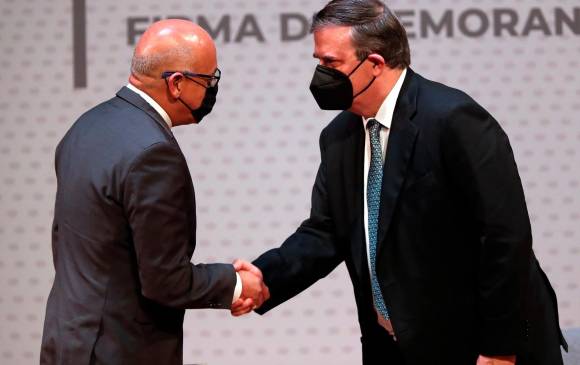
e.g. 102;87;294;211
233;259;244;271
233;259;262;279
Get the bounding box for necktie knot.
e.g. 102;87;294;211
367;118;380;131
367;118;383;165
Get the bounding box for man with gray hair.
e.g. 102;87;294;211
40;19;268;365
235;1;568;364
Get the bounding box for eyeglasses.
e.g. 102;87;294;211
161;68;221;88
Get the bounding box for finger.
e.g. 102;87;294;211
233;297;253;308
253;296;264;308
233;259;243;271
233;259;250;271
231;298;254;316
232;306;249;316
231;299;246;311
235;260;263;279
232;307;252;316
231;308;251;316
252;283;268;307
232;297;246;306
242;297;253;307
233;259;255;273
476;355;490;365
253;285;263;303
251;295;262;307
262;283;271;301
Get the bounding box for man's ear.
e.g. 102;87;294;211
166;73;184;99
367;53;386;76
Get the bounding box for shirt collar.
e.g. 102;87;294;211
126;83;173;128
362;68;407;130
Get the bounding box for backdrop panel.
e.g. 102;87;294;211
0;1;578;364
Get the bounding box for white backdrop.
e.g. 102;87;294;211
0;0;579;364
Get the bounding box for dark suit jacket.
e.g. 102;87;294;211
40;87;236;365
254;69;567;364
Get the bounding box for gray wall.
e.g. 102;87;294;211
0;0;578;364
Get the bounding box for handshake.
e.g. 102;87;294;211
230;259;270;316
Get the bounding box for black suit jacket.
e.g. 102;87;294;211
254;69;567;364
40;87;236;365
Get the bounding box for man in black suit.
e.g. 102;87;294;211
40;19;267;365
235;1;568;364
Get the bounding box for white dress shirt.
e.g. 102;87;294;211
126;83;243;304
126;83;173;128
361;68;407;335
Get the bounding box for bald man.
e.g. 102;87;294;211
40;20;267;365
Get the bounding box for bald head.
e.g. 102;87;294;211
131;19;216;78
127;19;220;126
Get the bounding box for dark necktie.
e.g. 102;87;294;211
367;118;390;320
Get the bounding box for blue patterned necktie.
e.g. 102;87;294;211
367;118;390;320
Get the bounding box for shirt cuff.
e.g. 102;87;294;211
232;271;242;303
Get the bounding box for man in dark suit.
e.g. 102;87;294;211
235;1;568;364
40;19;267;365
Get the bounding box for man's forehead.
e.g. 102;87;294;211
191;52;217;72
313;25;352;43
313;25;353;58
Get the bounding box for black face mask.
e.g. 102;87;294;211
178;84;218;123
309;58;376;110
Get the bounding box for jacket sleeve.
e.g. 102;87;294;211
254;131;344;314
124;142;236;310
441;101;532;355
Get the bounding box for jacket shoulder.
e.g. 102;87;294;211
320;111;361;146
55;95;180;187
414;73;485;118
66;96;172;155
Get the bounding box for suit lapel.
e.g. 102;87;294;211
116;86;176;141
341;115;366;280
376;70;419;254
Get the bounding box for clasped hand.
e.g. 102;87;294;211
230;259;270;316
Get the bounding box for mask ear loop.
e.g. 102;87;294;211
353;76;376;98
347;58;367;77
349;58;376;98
163;74;198;115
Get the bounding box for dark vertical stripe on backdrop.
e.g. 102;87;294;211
73;0;87;88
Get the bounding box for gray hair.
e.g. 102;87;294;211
130;46;193;76
311;0;411;69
